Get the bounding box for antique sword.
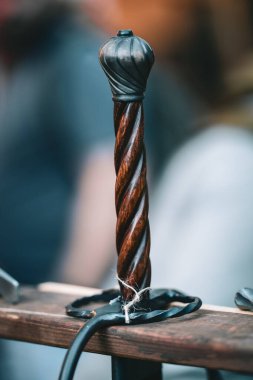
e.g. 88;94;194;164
58;30;201;380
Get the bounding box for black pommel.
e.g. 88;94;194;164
99;30;154;102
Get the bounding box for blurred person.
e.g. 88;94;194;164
150;110;253;380
0;1;117;379
150;0;253;309
0;0;116;287
149;1;253;379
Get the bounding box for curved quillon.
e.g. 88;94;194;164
66;288;202;324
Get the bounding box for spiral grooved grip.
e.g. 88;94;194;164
99;30;154;301
114;101;151;300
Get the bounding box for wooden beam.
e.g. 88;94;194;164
0;283;252;373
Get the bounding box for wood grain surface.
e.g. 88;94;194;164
114;101;151;300
0;284;252;373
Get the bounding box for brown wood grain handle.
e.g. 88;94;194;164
99;30;154;301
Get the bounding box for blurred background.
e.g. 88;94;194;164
0;0;253;379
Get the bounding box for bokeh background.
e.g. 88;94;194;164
0;0;253;379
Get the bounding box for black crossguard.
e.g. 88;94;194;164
59;289;201;380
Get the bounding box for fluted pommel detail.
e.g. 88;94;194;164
99;30;154;101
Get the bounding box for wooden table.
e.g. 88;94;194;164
0;283;252;374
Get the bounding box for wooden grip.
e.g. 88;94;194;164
100;30;154;301
114;101;151;300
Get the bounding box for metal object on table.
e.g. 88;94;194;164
235;287;253;311
0;268;19;303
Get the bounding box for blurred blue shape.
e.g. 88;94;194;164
0;5;113;284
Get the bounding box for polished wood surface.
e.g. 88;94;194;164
0;284;252;374
114;101;151;300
